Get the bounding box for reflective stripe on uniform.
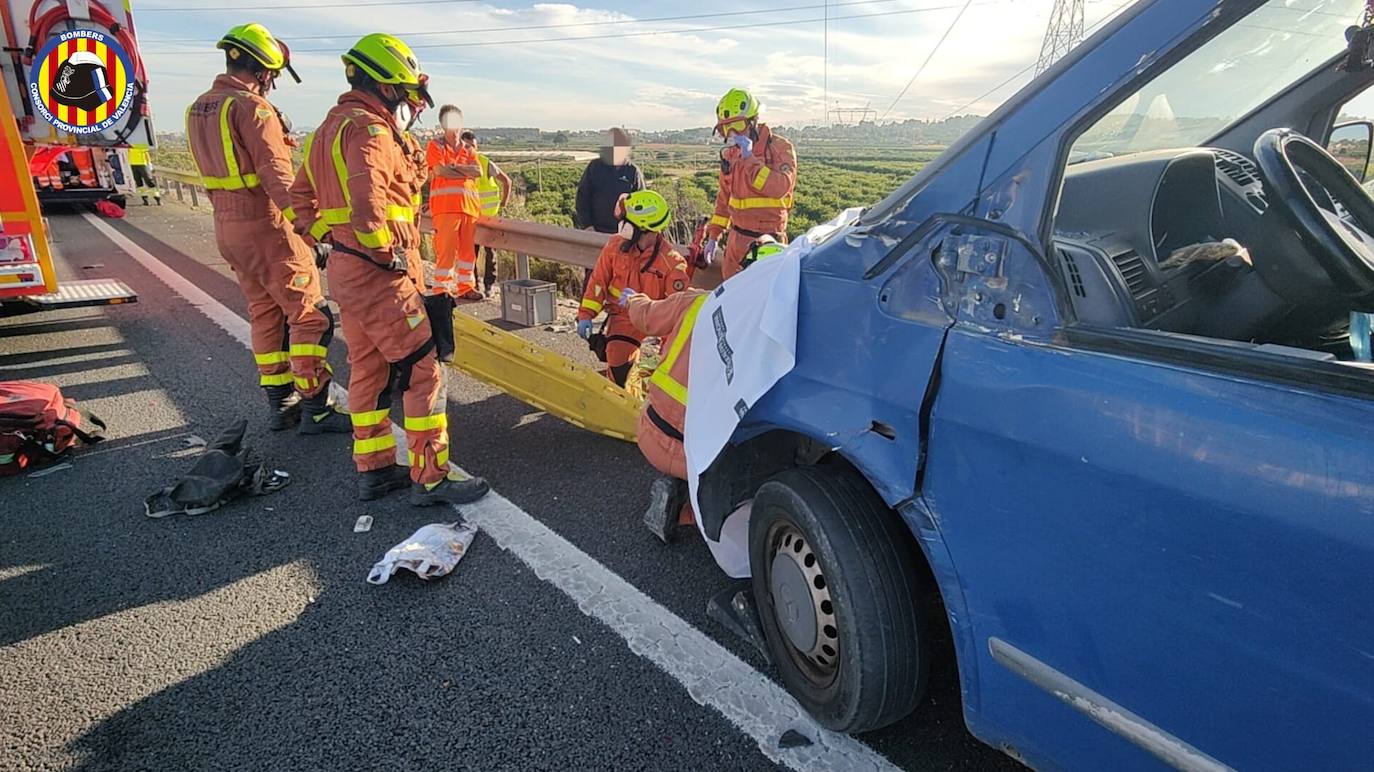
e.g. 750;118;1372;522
289;343;329;359
351;408;390;427
403;413;447;432
321;207;351;225
197;97;263;191
477;155;501;216
408;447;450;470
649;294;708;406
710;214;731;229
608;286;623;300
384;204;415;222
356;227;392;249
281;206;296;223
354;435;397;455
254;350;290;365
729;194;792;210
309;219;330;241
260;372;295;387
752;167;771;190
581;298;603;313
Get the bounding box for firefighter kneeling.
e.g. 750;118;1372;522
576;190;691;387
288;33;487;506
625;238;786;541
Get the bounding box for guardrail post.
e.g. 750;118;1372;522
189;185;199;208
516;252;530;280
175;180;184;203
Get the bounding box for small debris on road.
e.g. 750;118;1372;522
183;435;207;448
354;515;374;533
778;729;813;749
367;522;477;585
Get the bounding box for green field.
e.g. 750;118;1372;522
151;138;943;294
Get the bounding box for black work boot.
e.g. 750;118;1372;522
643;475;689;543
411;472;490;507
265;385;302;431
359;465;411;501
297;390;351;435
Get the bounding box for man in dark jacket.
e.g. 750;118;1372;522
575;127;645;235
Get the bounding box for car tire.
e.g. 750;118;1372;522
750;465;929;733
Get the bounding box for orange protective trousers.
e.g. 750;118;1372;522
431;212;478;296
214;213;332;396
328;253;449;485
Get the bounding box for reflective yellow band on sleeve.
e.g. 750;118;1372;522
354;435;397;455
309;219;331;241
350;408;391;428
259;372;295;387
710;214;731;229
752;167;771;190
289;343;329;359
412;192;423;207
355;227;393;249
608;286;623;300
254;350;290;365
384;204;415;222
321;207;350;225
281;206;297;223
580;298;603;313
403;413;448;432
729;194;793;210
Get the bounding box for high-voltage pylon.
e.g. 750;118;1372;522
1035;0;1085;76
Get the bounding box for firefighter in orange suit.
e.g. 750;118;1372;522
288;33;488;506
425;105;484;300
187;23;349;434
703;88;797;279
576;190;691;388
624;239;785;542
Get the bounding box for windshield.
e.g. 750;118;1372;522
1071;0;1366;161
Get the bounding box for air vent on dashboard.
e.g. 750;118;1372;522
1058;249;1087;298
1214;148;1268;211
1111;250;1148;297
1213;149;1259;187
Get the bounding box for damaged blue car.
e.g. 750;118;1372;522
698;1;1374;768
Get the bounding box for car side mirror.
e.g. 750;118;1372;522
1329;120;1374;183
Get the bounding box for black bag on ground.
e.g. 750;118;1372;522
143;420;289;517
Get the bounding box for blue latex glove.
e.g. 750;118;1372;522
618;287;637;307
577;319;594;339
703;239;718;265
732;133;753;159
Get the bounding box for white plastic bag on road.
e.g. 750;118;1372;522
367;522;477;585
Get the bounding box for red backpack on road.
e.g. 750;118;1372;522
0;381;105;476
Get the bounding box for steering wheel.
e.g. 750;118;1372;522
1255;128;1374;300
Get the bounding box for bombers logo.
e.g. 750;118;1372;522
27;29;136;135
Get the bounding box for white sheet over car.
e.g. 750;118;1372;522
684;208;862;577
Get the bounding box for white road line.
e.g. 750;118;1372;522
82;213;900;772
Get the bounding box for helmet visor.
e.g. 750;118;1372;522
276;39;301;83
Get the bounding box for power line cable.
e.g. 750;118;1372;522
138;0;481;10
878;0;973;122
936;0;1130;121
144;0;902;43
142;3;981;54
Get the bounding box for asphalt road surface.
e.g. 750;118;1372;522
0;201;1021;772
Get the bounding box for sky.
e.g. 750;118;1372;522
131;0;1131;133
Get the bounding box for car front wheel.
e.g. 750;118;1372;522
750;465;930;733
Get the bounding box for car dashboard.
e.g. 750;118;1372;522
1053;147;1287;339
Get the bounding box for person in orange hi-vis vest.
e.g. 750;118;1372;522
703;88;798;279
576;190;691;388
425;105;484;300
186;23;350;435
288;33;489;507
622;239;787;542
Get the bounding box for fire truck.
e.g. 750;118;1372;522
0;0;144;310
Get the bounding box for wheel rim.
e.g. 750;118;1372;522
766;521;839;682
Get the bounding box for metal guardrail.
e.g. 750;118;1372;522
158;168;723;287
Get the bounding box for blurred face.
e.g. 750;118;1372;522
440;110;462;135
461;136;476;151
